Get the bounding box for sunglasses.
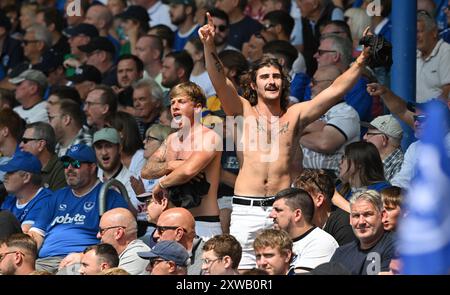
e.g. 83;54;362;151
62;159;88;169
155;225;187;234
21;137;44;144
413;114;427;123
214;24;227;32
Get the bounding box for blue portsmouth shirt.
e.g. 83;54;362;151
32;181;128;258
1;188;53;227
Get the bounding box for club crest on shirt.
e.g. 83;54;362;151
58;204;67;211
83;201;95;212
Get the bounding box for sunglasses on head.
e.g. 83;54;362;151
62;159;88;169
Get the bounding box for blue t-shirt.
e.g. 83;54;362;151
338;181;392;200
173;25;200;51
33;182;128;258
343;76;373;123
1;188;53;226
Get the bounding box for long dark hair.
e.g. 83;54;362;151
338;141;386;197
241;56;291;111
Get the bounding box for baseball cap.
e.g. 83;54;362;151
117;5;150;24
93;128;121;144
9;69;48;89
0;151;42;174
60;144;96;163
67;65;102;84
137;240;190;267
34;50;64;75
78;37;116;55
63;23;99;38
361;114;403;139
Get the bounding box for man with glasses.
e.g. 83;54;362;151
367;82;450;189
293;169;356;246
207;8;238;53
20;24;52;67
138;240;190;275
201;234;241;275
0;151;52;233
152;207;203;275
9;69;48;124
269;188;338;273
362;115;404;182
27;144;128;273
301;65;360;178
416;10;450;103
0;233;37;275
83;85;118;132
20;122;66;191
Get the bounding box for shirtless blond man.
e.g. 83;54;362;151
199;13;369;268
141;82;222;239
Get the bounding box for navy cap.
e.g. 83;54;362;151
117;5;150;24
61;144;96;163
67;65;102;84
0;151;42;174
137;240;190;267
78;36;115;55
64;23;99;38
34;50;64;75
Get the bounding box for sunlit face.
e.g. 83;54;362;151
350;199;385;247
314;39;337;67
64;160;95;190
83;89;107;128
14;80;35;103
19;128;42;156
269;198;295;233
363;128;386;152
255;246;290;275
143;131;163;160
382;203;401;231
146;196;165;223
201;250;225;275
133;87;160;119
117;59;141;88
94;141;121;173
0;244;16;275
79;250;102;275
146;257;171;275
417;20;437;53
253;65;283;102
170;95;199;129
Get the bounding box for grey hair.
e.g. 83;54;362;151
132;79;164;102
349;189;384;212
417;11;437;32
321;34;353;68
26;121;56;153
27;24;52;49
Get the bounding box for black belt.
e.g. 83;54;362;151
233;197;275;207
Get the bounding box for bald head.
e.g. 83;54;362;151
102;208;137;238
158;208;196;236
311;65;341;97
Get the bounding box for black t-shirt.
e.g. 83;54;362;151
330;231;395;275
228;16;263;50
323;207;357;246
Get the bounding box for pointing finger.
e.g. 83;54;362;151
207;12;213;26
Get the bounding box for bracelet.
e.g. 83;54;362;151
159;180;167;189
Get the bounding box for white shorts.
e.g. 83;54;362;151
195;220;223;241
229;196;274;270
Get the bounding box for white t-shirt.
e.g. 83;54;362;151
13;100;48;124
302;102;360;174
190;71;216;98
291;227;339;270
148;1;176;31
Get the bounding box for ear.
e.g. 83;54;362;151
101;104;110;116
99;51;107;62
0;126;9;137
48;23;55;33
22;172;32;184
315;193;325;207
293;208;302;223
185;5;193;16
274;24;283;35
62;114;72;126
37;41;45;52
176;67;186;80
284;249;292;263
167;260;177;273
228;68;237;79
222;255;232;269
99;262;109;271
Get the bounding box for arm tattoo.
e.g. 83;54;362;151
211;53;223;73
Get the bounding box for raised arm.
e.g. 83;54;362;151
298;51;368;126
199;12;244;116
367;83;415;128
